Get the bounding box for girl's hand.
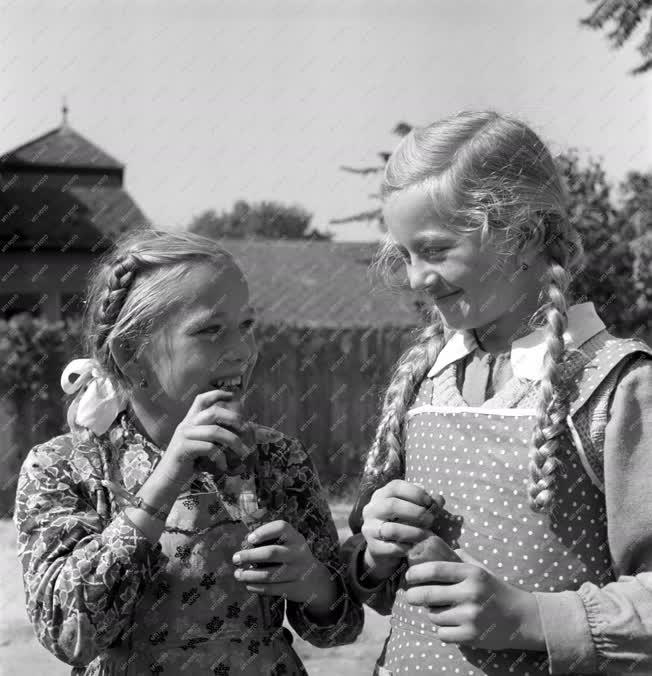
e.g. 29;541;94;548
154;389;253;489
361;479;446;578
405;548;544;651
232;520;336;609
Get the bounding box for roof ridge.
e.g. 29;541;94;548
1;127;62;160
1;125;124;169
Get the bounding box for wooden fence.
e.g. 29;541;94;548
245;325;417;491
0;322;419;516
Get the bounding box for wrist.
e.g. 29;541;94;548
150;459;192;494
362;546;401;586
304;562;340;618
510;590;546;652
129;465;187;518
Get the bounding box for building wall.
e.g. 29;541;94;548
0;251;96;320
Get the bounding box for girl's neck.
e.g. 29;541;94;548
472;294;545;355
126;398;175;451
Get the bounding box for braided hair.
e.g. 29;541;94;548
362;111;585;515
80;227;238;402
90;252;143;388
527;221;583;512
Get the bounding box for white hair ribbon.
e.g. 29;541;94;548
60;358;128;436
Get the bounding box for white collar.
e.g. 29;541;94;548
426;302;606;382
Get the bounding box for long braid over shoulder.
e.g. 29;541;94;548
360;110;586;516
528;221;583;513
360;316;448;498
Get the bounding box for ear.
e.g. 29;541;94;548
517;215;547;264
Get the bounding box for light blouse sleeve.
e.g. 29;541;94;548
533;354;652;674
12;434;168;667
277;436;365;647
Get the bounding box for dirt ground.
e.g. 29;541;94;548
0;504;389;676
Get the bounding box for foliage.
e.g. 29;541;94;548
330;122;412;231
0;315;82;400
188;199;331;240
558;151;652;335
333;123;651;337
0;315;416;500
581;0;652;75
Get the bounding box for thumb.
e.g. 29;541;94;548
454;548;492;572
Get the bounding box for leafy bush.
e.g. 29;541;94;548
0;315;82;400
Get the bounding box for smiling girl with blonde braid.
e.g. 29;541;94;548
343;110;652;675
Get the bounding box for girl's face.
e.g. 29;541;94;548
138;261;258;424
384;187;540;335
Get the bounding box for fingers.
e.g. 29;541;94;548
428;624;476;645
193;405;244;432
185;425;250;459
427;606;463;627
244;581;296;597
365;539;412;558
405;581;462;608
246;520;298;546
364;496;438;529
187;389;235;417
377;479;442;510
236;566;294;584
407;535;462;565
362;517;431;545
405;561;470;587
234;559;298;584
233;544;289;567
233;545;295;584
183;440;227;473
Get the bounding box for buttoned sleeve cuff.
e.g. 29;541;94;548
115;510;169;582
533;590;598;674
345;533;387;599
341;532;405;615
286;561;364;647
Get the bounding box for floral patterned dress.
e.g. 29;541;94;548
13;411;364;675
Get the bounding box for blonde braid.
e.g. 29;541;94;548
527;244;574;514
361;320;447;497
93;253;143;383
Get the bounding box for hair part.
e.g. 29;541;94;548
364;110;585;514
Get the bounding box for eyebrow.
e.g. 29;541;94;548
393;234;456;256
186;306;256;326
411;233;458;246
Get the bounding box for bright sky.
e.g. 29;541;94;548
1;0;650;241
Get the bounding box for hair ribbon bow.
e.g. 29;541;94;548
60;358;127;435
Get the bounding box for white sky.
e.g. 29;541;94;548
1;0;650;241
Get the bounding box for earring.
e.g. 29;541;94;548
139;376;148;388
520;262;529;271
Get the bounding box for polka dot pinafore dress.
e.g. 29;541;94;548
375;337;652;676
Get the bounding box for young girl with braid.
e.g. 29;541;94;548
343;110;652;675
14;228;363;675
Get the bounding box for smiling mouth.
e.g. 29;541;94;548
212;375;244;393
433;290;462;301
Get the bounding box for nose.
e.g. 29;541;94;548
218;333;257;369
408;262;440;292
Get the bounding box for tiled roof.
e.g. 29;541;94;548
1;125;123;170
0;183;149;251
216;238;424;328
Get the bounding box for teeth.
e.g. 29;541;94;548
215;376;242;389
